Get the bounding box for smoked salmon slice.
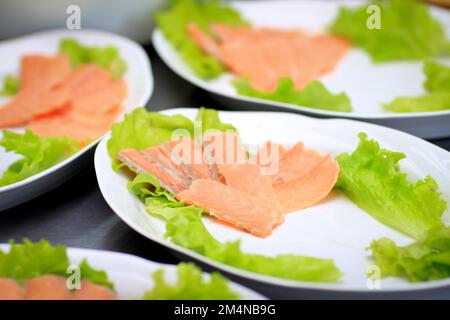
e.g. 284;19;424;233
274;155;339;213
117;134;245;193
256;142;286;179
255;141;287;168
203;131;247;182
27;104;122;144
147;145;188;179
163;137;213;180
72;280;118;300
68;66;126;113
218;162;284;226
26;64;127;142
211;23;307;43
118;148;189;194
0;278;23;300
142;146;192;189
20;54;71;90
0;88;69;127
186;23;223;61
0;277;117;300
118;137;216;195
176;179;278;237
0;53;127;142
118;134;339;237
203;131;247;165
187;22;350;91
269;142;325;184
0;54;72;127
23;275;71;300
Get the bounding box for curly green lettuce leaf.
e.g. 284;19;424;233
142;262;239;300
128;172;178;203
59;38;127;78
0;74;19;96
79;259;114;289
370;226;450;282
196;106;236;132
129;173;342;283
329;0;450;62
384;93;450;113
165;209;342;282
0;239;69;282
156;0;247;78
423;60;450;93
0;239;113;287
384;61;450;113
0;130;80;187
107;107;194;170
233;77;352;112
336;133;446;239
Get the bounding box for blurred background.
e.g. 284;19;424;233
0;0;447;43
0;0;166;42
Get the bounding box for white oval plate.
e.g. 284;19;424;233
152;0;450;139
0;244;264;300
95;108;450;298
0;29;153;211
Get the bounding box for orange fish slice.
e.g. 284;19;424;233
27;104;122;143
0;278;23;300
162;137;213;181
269;142;325;184
27;65;127;142
256;141;287;167
177;179;278;237
274;155;339;213
0;54;73;127
20;54;71;90
187;22;350;91
23;275;71;300
117;148;188;194
218;162;284;226
0;87;69;127
72;280;118;300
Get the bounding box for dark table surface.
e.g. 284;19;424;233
1;45;450;299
